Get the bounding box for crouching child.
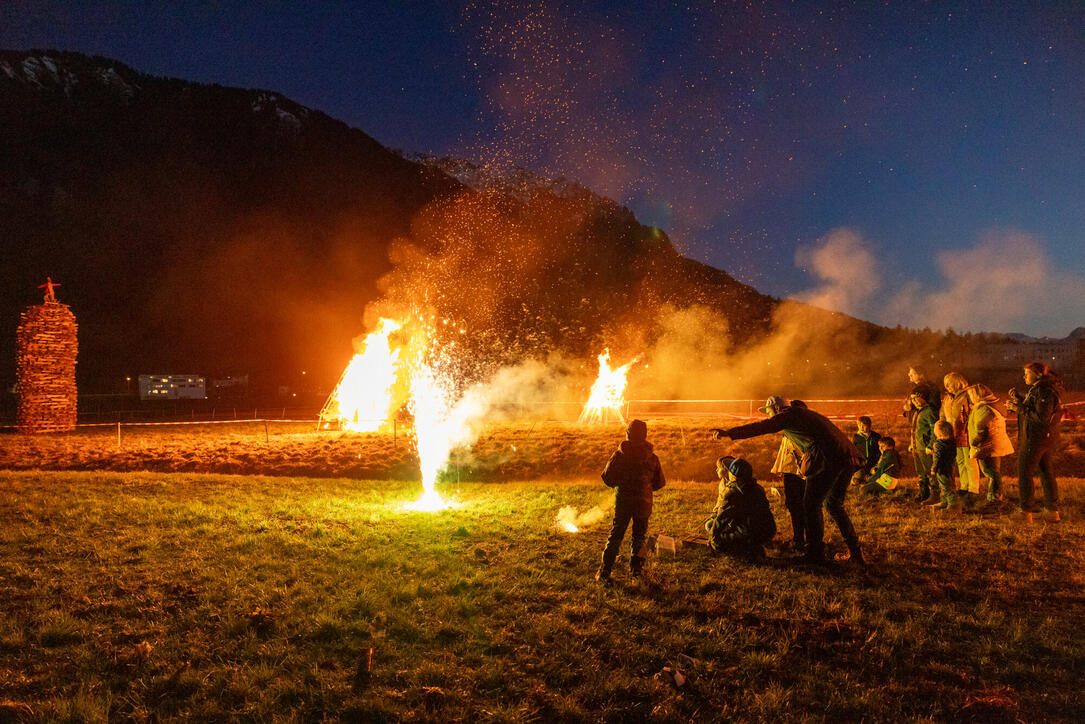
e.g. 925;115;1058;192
705;458;776;560
597;419;666;582
861;437;901;495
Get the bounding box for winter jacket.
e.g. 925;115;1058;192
967;401;1014;459
1015;376;1062;447
940;392;971;446
601;440;665;518
706;477;776;550
911;405;936;453
724;406;863;474
871;448;901;479
770;436;801;475
931;439;956;478
852;431;882;473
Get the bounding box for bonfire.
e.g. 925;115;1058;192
319;318;402;432
578;349;636;425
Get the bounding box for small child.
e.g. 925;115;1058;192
930;420;959;511
705;458;776;560
713;455;737;514
862;436;901;495
597;419;666;582
851;416;882;486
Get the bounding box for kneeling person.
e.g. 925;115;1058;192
706;458;776;559
861;437;902;495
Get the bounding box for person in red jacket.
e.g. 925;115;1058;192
596;419;666;582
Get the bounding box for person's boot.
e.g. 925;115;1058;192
596;551;616;582
1008;509;1034;524
915;484;932;503
630;556;646;581
835;542;866;567
1041;509;1061;523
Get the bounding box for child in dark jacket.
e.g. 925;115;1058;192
861;437;902;495
597;419;666;582
930;420;960;511
705;458;776;559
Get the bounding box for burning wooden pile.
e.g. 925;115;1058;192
17;281;78;434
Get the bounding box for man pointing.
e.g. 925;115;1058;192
714;396;864;566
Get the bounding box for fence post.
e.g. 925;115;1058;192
394;418;397;447
265;419;269;444
117;421;121;447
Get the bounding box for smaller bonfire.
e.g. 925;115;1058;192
578;349;636;425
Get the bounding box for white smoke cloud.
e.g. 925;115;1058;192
794;228;880;316
795;227;1085;337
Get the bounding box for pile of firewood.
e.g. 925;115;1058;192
16;300;78;433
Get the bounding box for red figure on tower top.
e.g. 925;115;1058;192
38;277;61;302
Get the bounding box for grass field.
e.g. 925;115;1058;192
2;418;1084;482
1;470;1084;722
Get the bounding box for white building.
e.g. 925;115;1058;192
139;375;206;400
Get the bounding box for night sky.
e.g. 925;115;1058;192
3;1;1083;336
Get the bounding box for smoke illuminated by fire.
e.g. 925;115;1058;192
555;504;609;533
578;349;636;425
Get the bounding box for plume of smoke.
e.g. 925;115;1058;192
794;227;1085;338
555;503;612;532
794;229;880;316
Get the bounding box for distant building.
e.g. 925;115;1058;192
987;340;1083;372
139;375;206;400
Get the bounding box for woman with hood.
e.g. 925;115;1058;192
941;372;981;508
965;384;1014;512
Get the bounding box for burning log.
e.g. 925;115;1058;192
16;281;78;434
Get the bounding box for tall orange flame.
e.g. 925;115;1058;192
320;319;402;432
578;349;636;425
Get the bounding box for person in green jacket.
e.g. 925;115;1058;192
861;436;902;495
909;391;937;503
1007;363;1062;523
966;384;1015;512
851;416;882;487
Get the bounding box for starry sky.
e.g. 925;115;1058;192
3;1;1084;336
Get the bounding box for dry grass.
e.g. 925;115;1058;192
2;418;1083;482
1;470;1084;721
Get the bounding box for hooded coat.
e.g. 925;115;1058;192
940;391;972;446
968;399;1015;459
601;439;665;518
707;476;776;550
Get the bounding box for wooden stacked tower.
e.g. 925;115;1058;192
17;280;78;433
